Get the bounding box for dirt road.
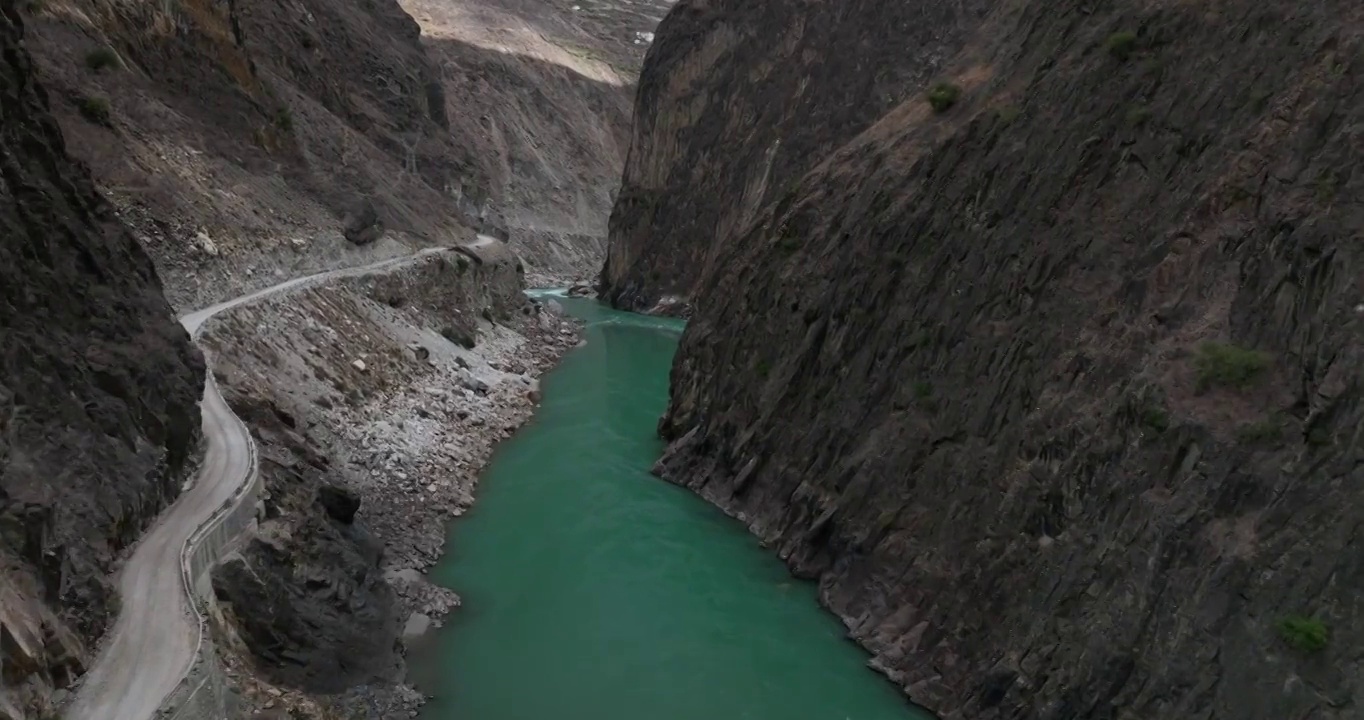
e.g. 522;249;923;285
65;240;502;720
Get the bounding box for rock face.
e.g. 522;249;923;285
211;517;399;693
629;0;1364;718
19;0;635;305
0;5;204;715
210;396;400;693
599;0;989;311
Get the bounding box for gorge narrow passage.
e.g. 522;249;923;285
414;294;929;720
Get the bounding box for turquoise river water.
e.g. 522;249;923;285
414;294;927;720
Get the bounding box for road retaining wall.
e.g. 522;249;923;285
156;376;263;720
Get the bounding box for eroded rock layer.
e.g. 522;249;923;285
627;0;1364;717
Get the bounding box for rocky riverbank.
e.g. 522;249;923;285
194;247;581;719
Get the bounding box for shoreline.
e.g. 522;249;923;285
194;259;586;718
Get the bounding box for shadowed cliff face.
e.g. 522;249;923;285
0;5;204;715
631;0;1364;717
600;0;992;313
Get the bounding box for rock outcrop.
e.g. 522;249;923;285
625;0;1364;718
600;0;990;312
0;5;204;715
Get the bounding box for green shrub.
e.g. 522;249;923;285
274;107;294;132
1315;170;1339;204
1140;405;1169;432
913;381;933;399
1127;105;1152;128
1236;417;1282;444
1106;32;1138;61
1194;341;1270;391
994;105;1020;124
927;82;961;113
78;96;111;125
1276;615;1328;652
84;46;121;72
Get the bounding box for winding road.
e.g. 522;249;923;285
65;241;497;720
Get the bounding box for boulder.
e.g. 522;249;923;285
342;200;385;246
316;484;360;524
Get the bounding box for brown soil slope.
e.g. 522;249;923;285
0;6;204;716
638;0;1364;718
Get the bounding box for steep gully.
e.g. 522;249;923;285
65;239;500;720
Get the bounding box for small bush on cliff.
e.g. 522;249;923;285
1237;417;1283;445
1106;32;1138;61
1194;341;1270;391
927;82;961;113
84;46;121;71
77;96;111;125
1276;616;1328;652
1140;405;1169;432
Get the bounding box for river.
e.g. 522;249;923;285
414;294;927;720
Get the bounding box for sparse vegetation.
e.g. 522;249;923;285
1315;170;1339;204
1236;417;1282;445
927;82;961;113
1126;105;1152;128
77;96;111;125
274;107;294;132
1193;341;1271;391
1140;405;1169;432
756;359;771;378
1106;31;1138;61
913;381;940;412
84;46;121;72
1276;615;1328;653
994;105;1020;124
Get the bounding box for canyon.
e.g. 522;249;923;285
607;0;1364;718
2;0;1361;716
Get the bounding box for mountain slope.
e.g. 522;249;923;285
0;5;204;716
626;0;1364;717
20;0;637;309
600;0;990;312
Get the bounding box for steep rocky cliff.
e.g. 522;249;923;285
600;0;990;312
0;5;204;715
18;0;637;308
634;0;1364;717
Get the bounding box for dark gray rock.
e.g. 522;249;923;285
343;199;385;246
0;3;203;689
622;0;1364;718
211;510;399;692
316;484;360;525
